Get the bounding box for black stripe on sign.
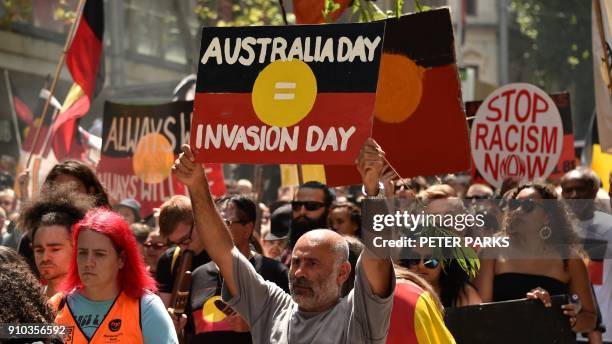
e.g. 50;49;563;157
196;22;385;93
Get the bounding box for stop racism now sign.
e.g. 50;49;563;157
470;83;563;188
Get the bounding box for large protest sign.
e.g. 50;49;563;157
466;91;575;185
445;296;574;344
97;101;225;217
325;9;471;186
469;83;564;188
191;23;384;164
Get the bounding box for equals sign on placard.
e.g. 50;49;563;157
274;82;296;100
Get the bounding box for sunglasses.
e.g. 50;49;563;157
506;199;543;213
144;242;167;250
291;201;325;211
167;223;193;246
400;256;440;269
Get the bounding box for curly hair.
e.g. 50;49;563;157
62;208;157;298
45;160;110;207
19;183;96;239
0;248;53;323
505;183;579;259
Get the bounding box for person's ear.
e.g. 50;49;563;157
245;222;254;240
337;261;352;286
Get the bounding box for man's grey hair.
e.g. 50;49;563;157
334;239;349;266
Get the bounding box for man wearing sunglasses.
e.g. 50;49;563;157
173;139;394;344
289;181;335;249
155;195;211;308
561;168;612;343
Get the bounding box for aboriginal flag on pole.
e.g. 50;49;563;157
52;0;104;157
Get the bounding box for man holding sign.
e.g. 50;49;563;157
172;139;394;344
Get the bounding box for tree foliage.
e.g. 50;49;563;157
0;0;31;28
194;0;288;27
509;0;593;138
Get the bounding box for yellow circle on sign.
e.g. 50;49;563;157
202;296;227;322
132;133;174;184
252;60;317;127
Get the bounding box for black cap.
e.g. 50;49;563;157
266;204;291;241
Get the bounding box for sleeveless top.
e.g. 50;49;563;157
493;273;569;302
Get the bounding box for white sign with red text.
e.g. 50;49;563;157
470;83;563;188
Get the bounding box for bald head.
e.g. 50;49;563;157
295;229;349;264
561;168;600;192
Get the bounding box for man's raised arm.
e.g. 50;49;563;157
357;138;393;298
172;144;238;296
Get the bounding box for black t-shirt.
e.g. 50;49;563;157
187;253;289;343
155;247;211;294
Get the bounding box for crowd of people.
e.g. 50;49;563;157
0;138;611;343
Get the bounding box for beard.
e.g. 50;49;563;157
289;271;340;311
289;211;328;248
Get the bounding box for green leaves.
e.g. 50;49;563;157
323;0;341;23
417;226;481;278
194;0;287;27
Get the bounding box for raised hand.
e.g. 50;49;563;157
357;138;386;196
172;144;206;189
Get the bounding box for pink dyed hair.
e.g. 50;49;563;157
61;208;157;298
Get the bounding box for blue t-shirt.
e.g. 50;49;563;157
66;290;177;344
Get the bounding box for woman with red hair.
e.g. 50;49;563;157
49;208;177;344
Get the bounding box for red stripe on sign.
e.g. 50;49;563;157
192;92;376;164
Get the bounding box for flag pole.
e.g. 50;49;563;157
3;70;23;153
26;0;87;168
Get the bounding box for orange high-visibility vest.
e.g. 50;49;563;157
49;291;144;344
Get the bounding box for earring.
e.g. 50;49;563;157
539;226;552;240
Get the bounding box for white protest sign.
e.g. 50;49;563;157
470;83;563;188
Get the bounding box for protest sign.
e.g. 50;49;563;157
470;83;564;188
191;22;384;164
325;8;471;186
445;296;574;344
97;101;225;217
466;91;575;185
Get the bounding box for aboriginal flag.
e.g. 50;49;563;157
5;72;33;140
192;23;384;165
52;0;104;155
325;9;471;186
